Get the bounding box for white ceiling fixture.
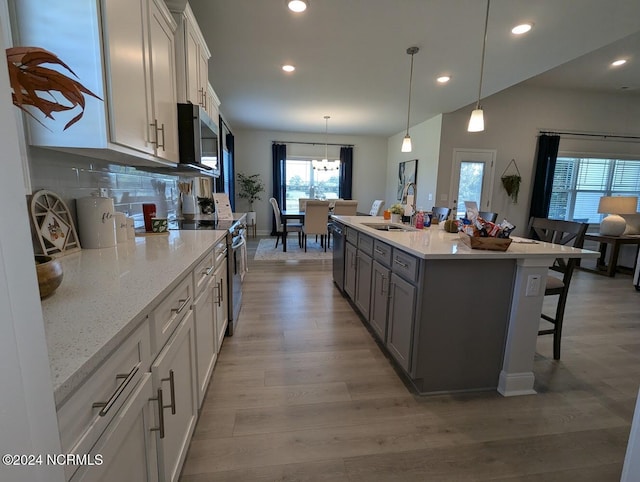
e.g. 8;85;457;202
468;0;491;133
437;75;451;84
401;46;419;153
287;0;308;13
511;23;533;35
312;116;339;171
282;64;295;72
611;59;627;67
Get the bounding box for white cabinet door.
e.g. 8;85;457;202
151;311;197;482
193;277;216;408
185;25;201;105
103;0;154;155
214;260;229;352
148;0;179;163
71;374;159;482
197;48;209;109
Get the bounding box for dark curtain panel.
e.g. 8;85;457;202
339;146;353;199
271;143;287;235
529;134;560;219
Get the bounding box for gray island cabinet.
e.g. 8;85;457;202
333;216;598;396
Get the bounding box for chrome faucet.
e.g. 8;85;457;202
401;182;417;223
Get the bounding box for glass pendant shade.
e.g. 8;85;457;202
467;108;484;132
401;134;412;152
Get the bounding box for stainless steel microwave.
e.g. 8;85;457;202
177;103;220;176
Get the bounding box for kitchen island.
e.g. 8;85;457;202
332;215;598;397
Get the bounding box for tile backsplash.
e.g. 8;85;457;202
28;147;182;229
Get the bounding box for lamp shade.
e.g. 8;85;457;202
467;108;484;132
597;196;638;214
401;135;412;153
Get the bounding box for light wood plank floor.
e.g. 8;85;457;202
180;236;639;481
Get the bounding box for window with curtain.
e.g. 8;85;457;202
284;158;340;211
549;157;640;222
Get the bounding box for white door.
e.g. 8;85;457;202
450;149;496;218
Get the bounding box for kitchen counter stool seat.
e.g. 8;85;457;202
528;217;588;360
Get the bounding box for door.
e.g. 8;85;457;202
151;311;197;482
387;273;416;373
344;242;357;300
354;252;372;321
450;149;496;218
370;261;390;342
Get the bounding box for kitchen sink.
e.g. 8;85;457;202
361;222;418;232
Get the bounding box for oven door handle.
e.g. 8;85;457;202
231;237;245;250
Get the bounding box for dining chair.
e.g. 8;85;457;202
270;197;302;248
431;206;451;223
369;200;385;216
478;211;498;223
298;198;312;212
302;200;330;252
528;217;588;360
332;200;358;215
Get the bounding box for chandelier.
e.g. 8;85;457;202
312;116;340;171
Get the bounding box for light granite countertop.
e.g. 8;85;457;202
332;216;600;261
42;229;228;406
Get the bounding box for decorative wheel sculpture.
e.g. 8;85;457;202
30;190;81;256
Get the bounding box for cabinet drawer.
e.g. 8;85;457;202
151;274;194;354
358;233;374;256
57;320;150;479
391;249;419;283
193;249;215;296
346;226;358;245
373;240;392;267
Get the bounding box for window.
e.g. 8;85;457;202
284;159;340;211
549;157;640;223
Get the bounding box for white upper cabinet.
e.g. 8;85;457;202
12;0;178;167
172;4;211;109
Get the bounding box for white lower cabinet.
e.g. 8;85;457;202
70;374;159;481
193;274;216;408
214;259;229;352
151;311;198;482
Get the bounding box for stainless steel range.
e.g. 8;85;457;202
171;215;246;335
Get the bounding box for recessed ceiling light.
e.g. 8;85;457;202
436;76;451;84
282;64;295;72
287;0;308;13
511;23;533;35
611;59;627;67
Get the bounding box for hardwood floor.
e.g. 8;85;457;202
180;236;639;481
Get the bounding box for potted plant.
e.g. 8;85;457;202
389;203;404;223
237;172;265;226
500;159;521;203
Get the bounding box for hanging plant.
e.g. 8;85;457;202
6;46;102;130
501;159;522;203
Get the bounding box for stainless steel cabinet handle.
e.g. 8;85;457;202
214;281;222;306
171;296;191;314
150;388;165;439
92;365;139;416
161;370;176;415
381;275;388;295
203;266;214;276
394;258;409;269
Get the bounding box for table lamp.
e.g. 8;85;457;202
597;196;638;236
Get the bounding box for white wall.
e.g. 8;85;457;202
234;128;388;233
437;85;640;235
386;115;443;211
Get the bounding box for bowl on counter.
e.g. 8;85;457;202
35;255;63;299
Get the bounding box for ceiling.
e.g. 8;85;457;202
188;0;640;137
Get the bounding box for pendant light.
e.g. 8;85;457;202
401;46;419;152
468;0;490;133
313;116;339;171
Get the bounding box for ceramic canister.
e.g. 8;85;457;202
76;194;117;249
114;212;128;243
126;216;136;240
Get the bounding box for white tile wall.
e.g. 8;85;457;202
28;147;181;228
